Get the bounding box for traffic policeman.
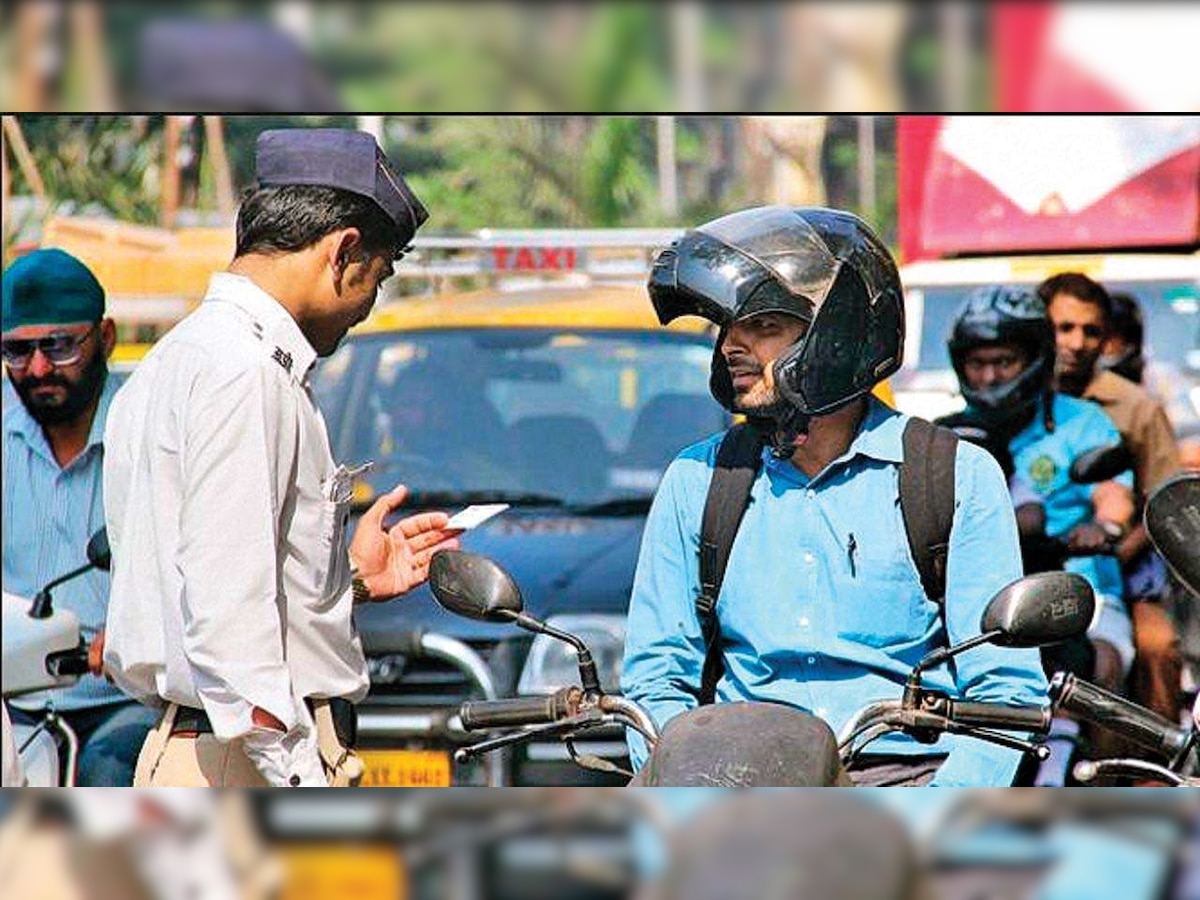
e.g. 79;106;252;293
103;129;461;787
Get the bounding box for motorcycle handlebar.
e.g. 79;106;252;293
1050;672;1193;761
460;687;579;731
951;701;1051;734
47;648;90;678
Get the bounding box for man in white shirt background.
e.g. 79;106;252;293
103;128;461;787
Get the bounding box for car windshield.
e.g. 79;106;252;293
311;327;726;508
896;278;1200;433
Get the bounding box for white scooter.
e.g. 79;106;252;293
2;529;109;786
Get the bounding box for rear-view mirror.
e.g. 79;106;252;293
429;551;524;623
980;572;1095;648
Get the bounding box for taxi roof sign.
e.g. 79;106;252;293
394;228;683;287
488;245;583;272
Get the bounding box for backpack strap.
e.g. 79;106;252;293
899;417;959;604
697;424;764;705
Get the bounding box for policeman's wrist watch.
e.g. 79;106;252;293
348;564;371;603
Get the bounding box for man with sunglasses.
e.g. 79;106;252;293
2;247;159;785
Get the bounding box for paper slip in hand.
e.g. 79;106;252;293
445;504;510;531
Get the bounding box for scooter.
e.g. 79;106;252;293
2;528;110;786
425;549;1097;784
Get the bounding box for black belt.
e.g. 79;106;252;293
171;698;357;748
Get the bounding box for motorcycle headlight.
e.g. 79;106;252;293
517;614;626;696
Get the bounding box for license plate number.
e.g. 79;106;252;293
358;749;452;787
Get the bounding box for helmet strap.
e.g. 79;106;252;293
746;407;812;457
1042;386;1056;434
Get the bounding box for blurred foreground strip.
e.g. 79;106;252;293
0;788;1197;899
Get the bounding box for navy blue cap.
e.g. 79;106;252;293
138;21;341;111
256;129;429;246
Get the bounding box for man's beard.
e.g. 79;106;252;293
732;381;788;419
732;381;812;453
10;352;107;427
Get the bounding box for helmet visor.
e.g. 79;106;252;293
699;206;840;302
649;207;838;327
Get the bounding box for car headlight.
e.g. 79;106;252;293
517;614;626;696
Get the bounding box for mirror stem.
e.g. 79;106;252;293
912;630;1003;681
575;648;602;696
512;613;603;695
29;561;96;619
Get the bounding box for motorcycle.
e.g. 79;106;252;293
2;528;109;786
425;549;1100;785
1053;471;1200;786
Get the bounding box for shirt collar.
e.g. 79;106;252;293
204;272;320;382
764;395;906;482
1082;369;1124;406
844;395;907;465
85;370;121;450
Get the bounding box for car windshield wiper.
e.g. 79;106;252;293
566;496;655;516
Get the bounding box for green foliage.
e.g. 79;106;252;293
9;115;899;244
11;115;161;224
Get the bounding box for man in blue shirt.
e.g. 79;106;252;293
622;207;1048;787
2;248;157;785
943;286;1135;690
941;285;1135;785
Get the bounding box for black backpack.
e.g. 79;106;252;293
696;417;959;704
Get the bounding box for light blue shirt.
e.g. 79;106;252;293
3;372;127;710
1007;393;1130;606
621;397;1048;787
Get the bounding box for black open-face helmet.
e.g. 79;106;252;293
948;285;1056;433
648;206;905;418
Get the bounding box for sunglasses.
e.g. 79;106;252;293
1;325;98;370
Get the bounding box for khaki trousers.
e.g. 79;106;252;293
133;701;363;787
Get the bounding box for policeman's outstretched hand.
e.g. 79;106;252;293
349;484;462;601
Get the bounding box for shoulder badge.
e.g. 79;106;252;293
272;346;294;374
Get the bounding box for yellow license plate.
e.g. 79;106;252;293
358;749;452;787
279;844;406;900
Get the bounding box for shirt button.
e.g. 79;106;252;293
289;774;301;787
806;489;816;499
799;616;810;628
807;656;817;665
816;707;828;717
804;553;815;565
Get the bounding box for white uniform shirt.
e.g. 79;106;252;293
103;273;368;741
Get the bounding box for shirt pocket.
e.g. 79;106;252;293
832;552;926;650
315;496;353;606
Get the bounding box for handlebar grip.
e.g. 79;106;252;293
1050;672;1192;761
49;649;90;677
952;701;1051;734
459;689;575;731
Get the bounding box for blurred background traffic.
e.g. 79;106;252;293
1;2;1198;114
2;788;1199;899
